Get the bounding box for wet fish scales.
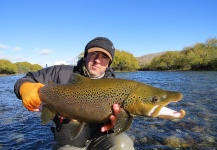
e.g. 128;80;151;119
39;73;185;136
40;79;137;123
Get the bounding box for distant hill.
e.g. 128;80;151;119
137;52;166;66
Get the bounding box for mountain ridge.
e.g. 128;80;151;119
137;52;166;66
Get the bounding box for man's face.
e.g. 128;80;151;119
86;50;110;77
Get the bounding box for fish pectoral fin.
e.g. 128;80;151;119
67;121;85;140
114;108;133;134
41;106;55;125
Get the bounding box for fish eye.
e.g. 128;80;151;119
152;96;159;103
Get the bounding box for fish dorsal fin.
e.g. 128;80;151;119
113;108;133;134
41;106;55;125
68;73;90;84
67;121;86;140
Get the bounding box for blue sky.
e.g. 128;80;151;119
0;0;216;67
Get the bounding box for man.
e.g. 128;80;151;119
14;37;135;150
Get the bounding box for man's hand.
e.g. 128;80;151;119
20;82;45;112
101;104;120;132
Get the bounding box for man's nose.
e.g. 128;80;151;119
94;55;100;63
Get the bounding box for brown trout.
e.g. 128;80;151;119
39;73;185;138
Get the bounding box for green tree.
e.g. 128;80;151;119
32;64;43;71
144;37;217;71
205;38;217;69
111;50;140;71
208;58;217;70
146;51;181;70
0;59;17;74
181;38;217;70
15;62;42;74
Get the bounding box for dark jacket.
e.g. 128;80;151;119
14;59;115;100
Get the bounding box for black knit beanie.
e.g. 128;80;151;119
84;37;115;61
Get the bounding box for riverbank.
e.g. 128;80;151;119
0;73;24;77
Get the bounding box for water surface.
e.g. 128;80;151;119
0;71;216;149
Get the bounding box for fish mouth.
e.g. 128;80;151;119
149;105;186;119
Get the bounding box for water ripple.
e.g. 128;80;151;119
1;72;217;149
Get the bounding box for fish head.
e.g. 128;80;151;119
124;83;185;119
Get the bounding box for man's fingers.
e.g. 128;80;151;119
110;115;116;126
27;106;40;112
101;115;116;132
101;124;113;132
24;100;40;112
101;104;120;132
113;104;120;116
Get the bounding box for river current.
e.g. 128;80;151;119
0;71;216;149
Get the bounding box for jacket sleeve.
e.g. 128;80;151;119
14;65;74;99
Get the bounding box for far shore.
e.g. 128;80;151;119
0;73;24;77
1;70;217;77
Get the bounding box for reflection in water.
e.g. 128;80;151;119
0;71;216;149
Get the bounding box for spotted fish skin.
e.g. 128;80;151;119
39;73;185;135
40;76;138;123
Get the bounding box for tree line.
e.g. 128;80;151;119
1;37;216;75
0;59;43;75
0;50;139;75
141;38;217;71
111;49;140;71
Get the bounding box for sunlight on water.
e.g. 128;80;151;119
0;71;217;149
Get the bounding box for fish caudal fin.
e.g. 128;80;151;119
114;108;133;134
41;106;55;125
68;121;85;140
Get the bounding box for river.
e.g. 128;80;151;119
0;71;216;150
